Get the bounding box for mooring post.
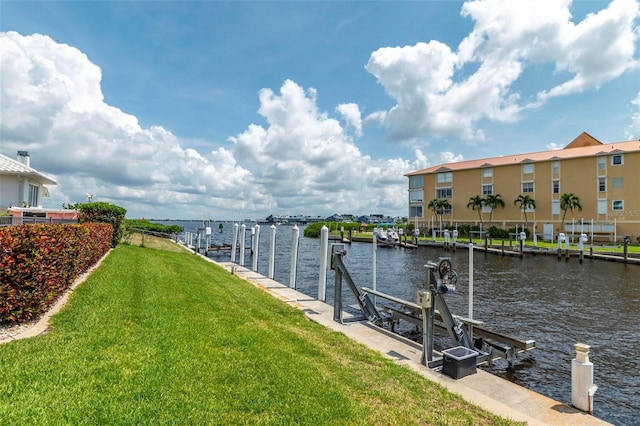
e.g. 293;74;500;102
268;225;276;279
239;224;246;266
579;233;586;264
252;224;260;272
484;231;488;253
452;229;458;252
372;232;377;306
624;236;630;263
565;236;570;262
444;229;450;251
572;343;597;414
250;226;256;255
289;225;299;289
231;223;239;262
468;243;474;338
319;226;328;301
557;233;565;260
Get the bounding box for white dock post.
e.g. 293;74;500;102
319;226;328;301
231;223;239;262
252;224;260;272
268;225;276;279
372;233;377;306
250;226;256;254
468;243;474;337
289;225;300;289
572;343;597;414
239;224;246;266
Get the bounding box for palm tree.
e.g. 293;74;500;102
560;193;582;230
514;195;536;226
467;195;485;225
428;198;451;233
485;194;505;223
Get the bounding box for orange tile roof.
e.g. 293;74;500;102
406;136;640;176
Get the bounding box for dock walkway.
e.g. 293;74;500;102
215;260;611;426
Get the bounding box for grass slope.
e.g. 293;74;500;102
0;244;520;425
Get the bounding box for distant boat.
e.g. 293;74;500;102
373;228;399;247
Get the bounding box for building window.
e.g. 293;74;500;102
552;200;560;215
552;179;560;194
598;156;606;171
409;175;423;188
612;200;624;211
552;161;559;174
522;163;534;174
28;184;39;207
482;168;493;178
410;206;423;218
598;177;606;192
522;182;534;193
436;187;452;199
598;199;607;215
612;177;623;188
436;172;452;183
482;184;493;195
409;189;423;202
611;154;623;166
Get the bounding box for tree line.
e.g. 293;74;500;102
427;193;582;230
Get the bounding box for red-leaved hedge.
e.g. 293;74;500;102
0;222;112;325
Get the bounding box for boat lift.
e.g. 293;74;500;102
330;244;536;368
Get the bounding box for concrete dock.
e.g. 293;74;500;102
217;260;611;426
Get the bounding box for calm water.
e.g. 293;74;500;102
168;221;639;425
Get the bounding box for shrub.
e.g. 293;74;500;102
77;202;127;247
0;223;112;324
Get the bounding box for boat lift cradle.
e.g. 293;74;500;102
329;244;536;368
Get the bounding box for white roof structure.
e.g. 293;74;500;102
0;153;57;185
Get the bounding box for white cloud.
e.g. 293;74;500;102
1;32;429;218
366;0;640;143
546;143;563;150
229;80;428;215
440;152;464;164
0;31;258;218
336;103;363;137
626;91;640;140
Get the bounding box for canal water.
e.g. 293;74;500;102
167;221;639;425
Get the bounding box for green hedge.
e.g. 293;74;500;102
77;202;127;247
0;222;112;325
124;219;183;235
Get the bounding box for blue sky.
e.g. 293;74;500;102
1;1;639;219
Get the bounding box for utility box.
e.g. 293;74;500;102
441;346;478;379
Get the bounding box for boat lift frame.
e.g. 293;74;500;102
330;244;535;368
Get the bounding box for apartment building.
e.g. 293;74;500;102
406;133;640;241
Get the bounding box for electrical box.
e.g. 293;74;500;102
417;290;431;308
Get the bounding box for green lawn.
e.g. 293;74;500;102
0;244;520;425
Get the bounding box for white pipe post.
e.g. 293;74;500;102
231;223;239;262
268;225;276;279
590;218;594;247
469;243;474;337
372;232;377;306
252;224;260;272
614;218;617;244
251;226;256;254
533;223;538;247
319;226;329;301
572;343;597;414
239;224;246;266
289;225;300;289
